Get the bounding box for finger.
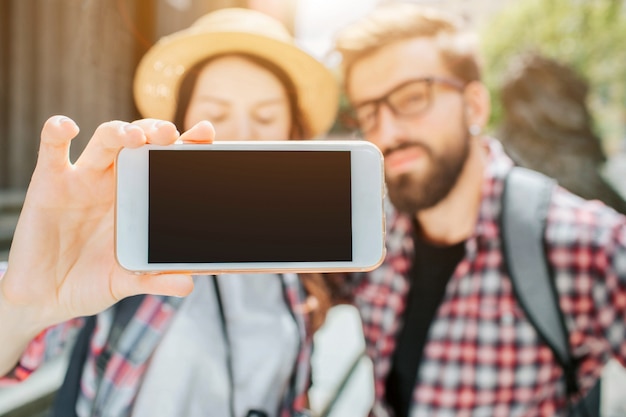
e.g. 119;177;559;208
131;119;180;146
36;116;80;172
180;121;215;144
74;121;147;171
116;273;195;299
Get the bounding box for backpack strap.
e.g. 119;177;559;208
50;315;97;417
50;295;146;417
501;167;578;394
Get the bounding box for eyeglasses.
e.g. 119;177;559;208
350;77;465;134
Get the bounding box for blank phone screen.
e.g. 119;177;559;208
148;150;352;263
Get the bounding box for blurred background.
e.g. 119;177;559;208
1;0;626;416
2;0;626;257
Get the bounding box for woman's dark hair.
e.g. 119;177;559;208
172;53;312;139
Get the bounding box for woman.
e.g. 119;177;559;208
0;8;339;417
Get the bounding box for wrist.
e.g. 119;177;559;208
0;270;50;339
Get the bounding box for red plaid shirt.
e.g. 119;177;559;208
0;273;313;417
350;139;626;417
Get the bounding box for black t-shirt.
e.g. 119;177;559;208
385;231;465;417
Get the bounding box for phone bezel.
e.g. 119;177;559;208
115;140;386;274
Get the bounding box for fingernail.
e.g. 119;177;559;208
197;120;212;128
123;124;141;133
154;120;169;128
58;116;75;126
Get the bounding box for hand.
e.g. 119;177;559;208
1;116;215;331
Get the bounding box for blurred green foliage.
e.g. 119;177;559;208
481;0;626;153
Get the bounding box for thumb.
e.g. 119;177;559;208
37;116;80;172
116;273;195;299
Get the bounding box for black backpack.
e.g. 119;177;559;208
502;167;601;417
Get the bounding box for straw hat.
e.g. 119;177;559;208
133;8;339;138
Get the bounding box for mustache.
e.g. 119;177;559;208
383;141;432;159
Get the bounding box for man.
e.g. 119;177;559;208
334;3;626;416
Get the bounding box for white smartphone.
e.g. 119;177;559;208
115;140;386;274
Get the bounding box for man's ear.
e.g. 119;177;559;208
463;81;491;130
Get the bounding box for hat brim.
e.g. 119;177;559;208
134;31;339;138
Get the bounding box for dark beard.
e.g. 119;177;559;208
386;134;470;214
